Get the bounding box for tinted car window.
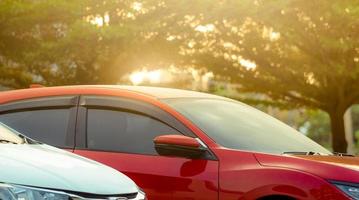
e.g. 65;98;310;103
164;98;331;155
0;109;71;147
87;109;180;155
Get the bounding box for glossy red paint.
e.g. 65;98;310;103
154;135;201;148
74;150;219;200
255;153;359;184
0;85;357;200
213;148;350;200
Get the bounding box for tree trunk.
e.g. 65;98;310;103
328;110;348;153
344;108;355;154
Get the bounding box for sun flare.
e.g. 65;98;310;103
129;69;162;85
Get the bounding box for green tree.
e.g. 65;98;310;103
2;0;358;152
159;0;359;152
0;0;165;87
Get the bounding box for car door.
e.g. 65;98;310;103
0;96;78;150
73;95;219;200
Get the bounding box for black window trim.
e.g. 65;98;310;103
0;95;79;149
80;95;196;137
86;105;185;135
0;96;78;113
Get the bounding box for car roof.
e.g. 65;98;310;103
0;85;226;100
115;85;225;99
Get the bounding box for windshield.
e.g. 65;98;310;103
0;122;27;144
164;98;331;155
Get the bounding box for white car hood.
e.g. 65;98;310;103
0;144;138;195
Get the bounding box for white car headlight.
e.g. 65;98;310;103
0;183;76;200
0;183;146;200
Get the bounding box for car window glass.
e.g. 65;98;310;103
164;98;331;155
87;109;180;155
0;109;71;147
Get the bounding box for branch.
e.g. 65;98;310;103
284;92;324;110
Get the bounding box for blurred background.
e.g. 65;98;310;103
1;0;359;154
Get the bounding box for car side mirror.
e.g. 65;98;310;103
154;135;206;159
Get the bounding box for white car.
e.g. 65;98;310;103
0;122;146;200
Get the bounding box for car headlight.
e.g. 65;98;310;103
0;183;146;200
0;183;77;200
332;181;359;200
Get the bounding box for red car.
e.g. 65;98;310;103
0;85;358;200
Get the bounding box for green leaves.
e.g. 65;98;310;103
0;0;149;87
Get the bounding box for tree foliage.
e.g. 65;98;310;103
0;0;166;87
157;0;359;152
1;0;359;152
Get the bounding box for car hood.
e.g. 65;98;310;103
0;144;138;195
294;155;359;171
255;153;359;183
